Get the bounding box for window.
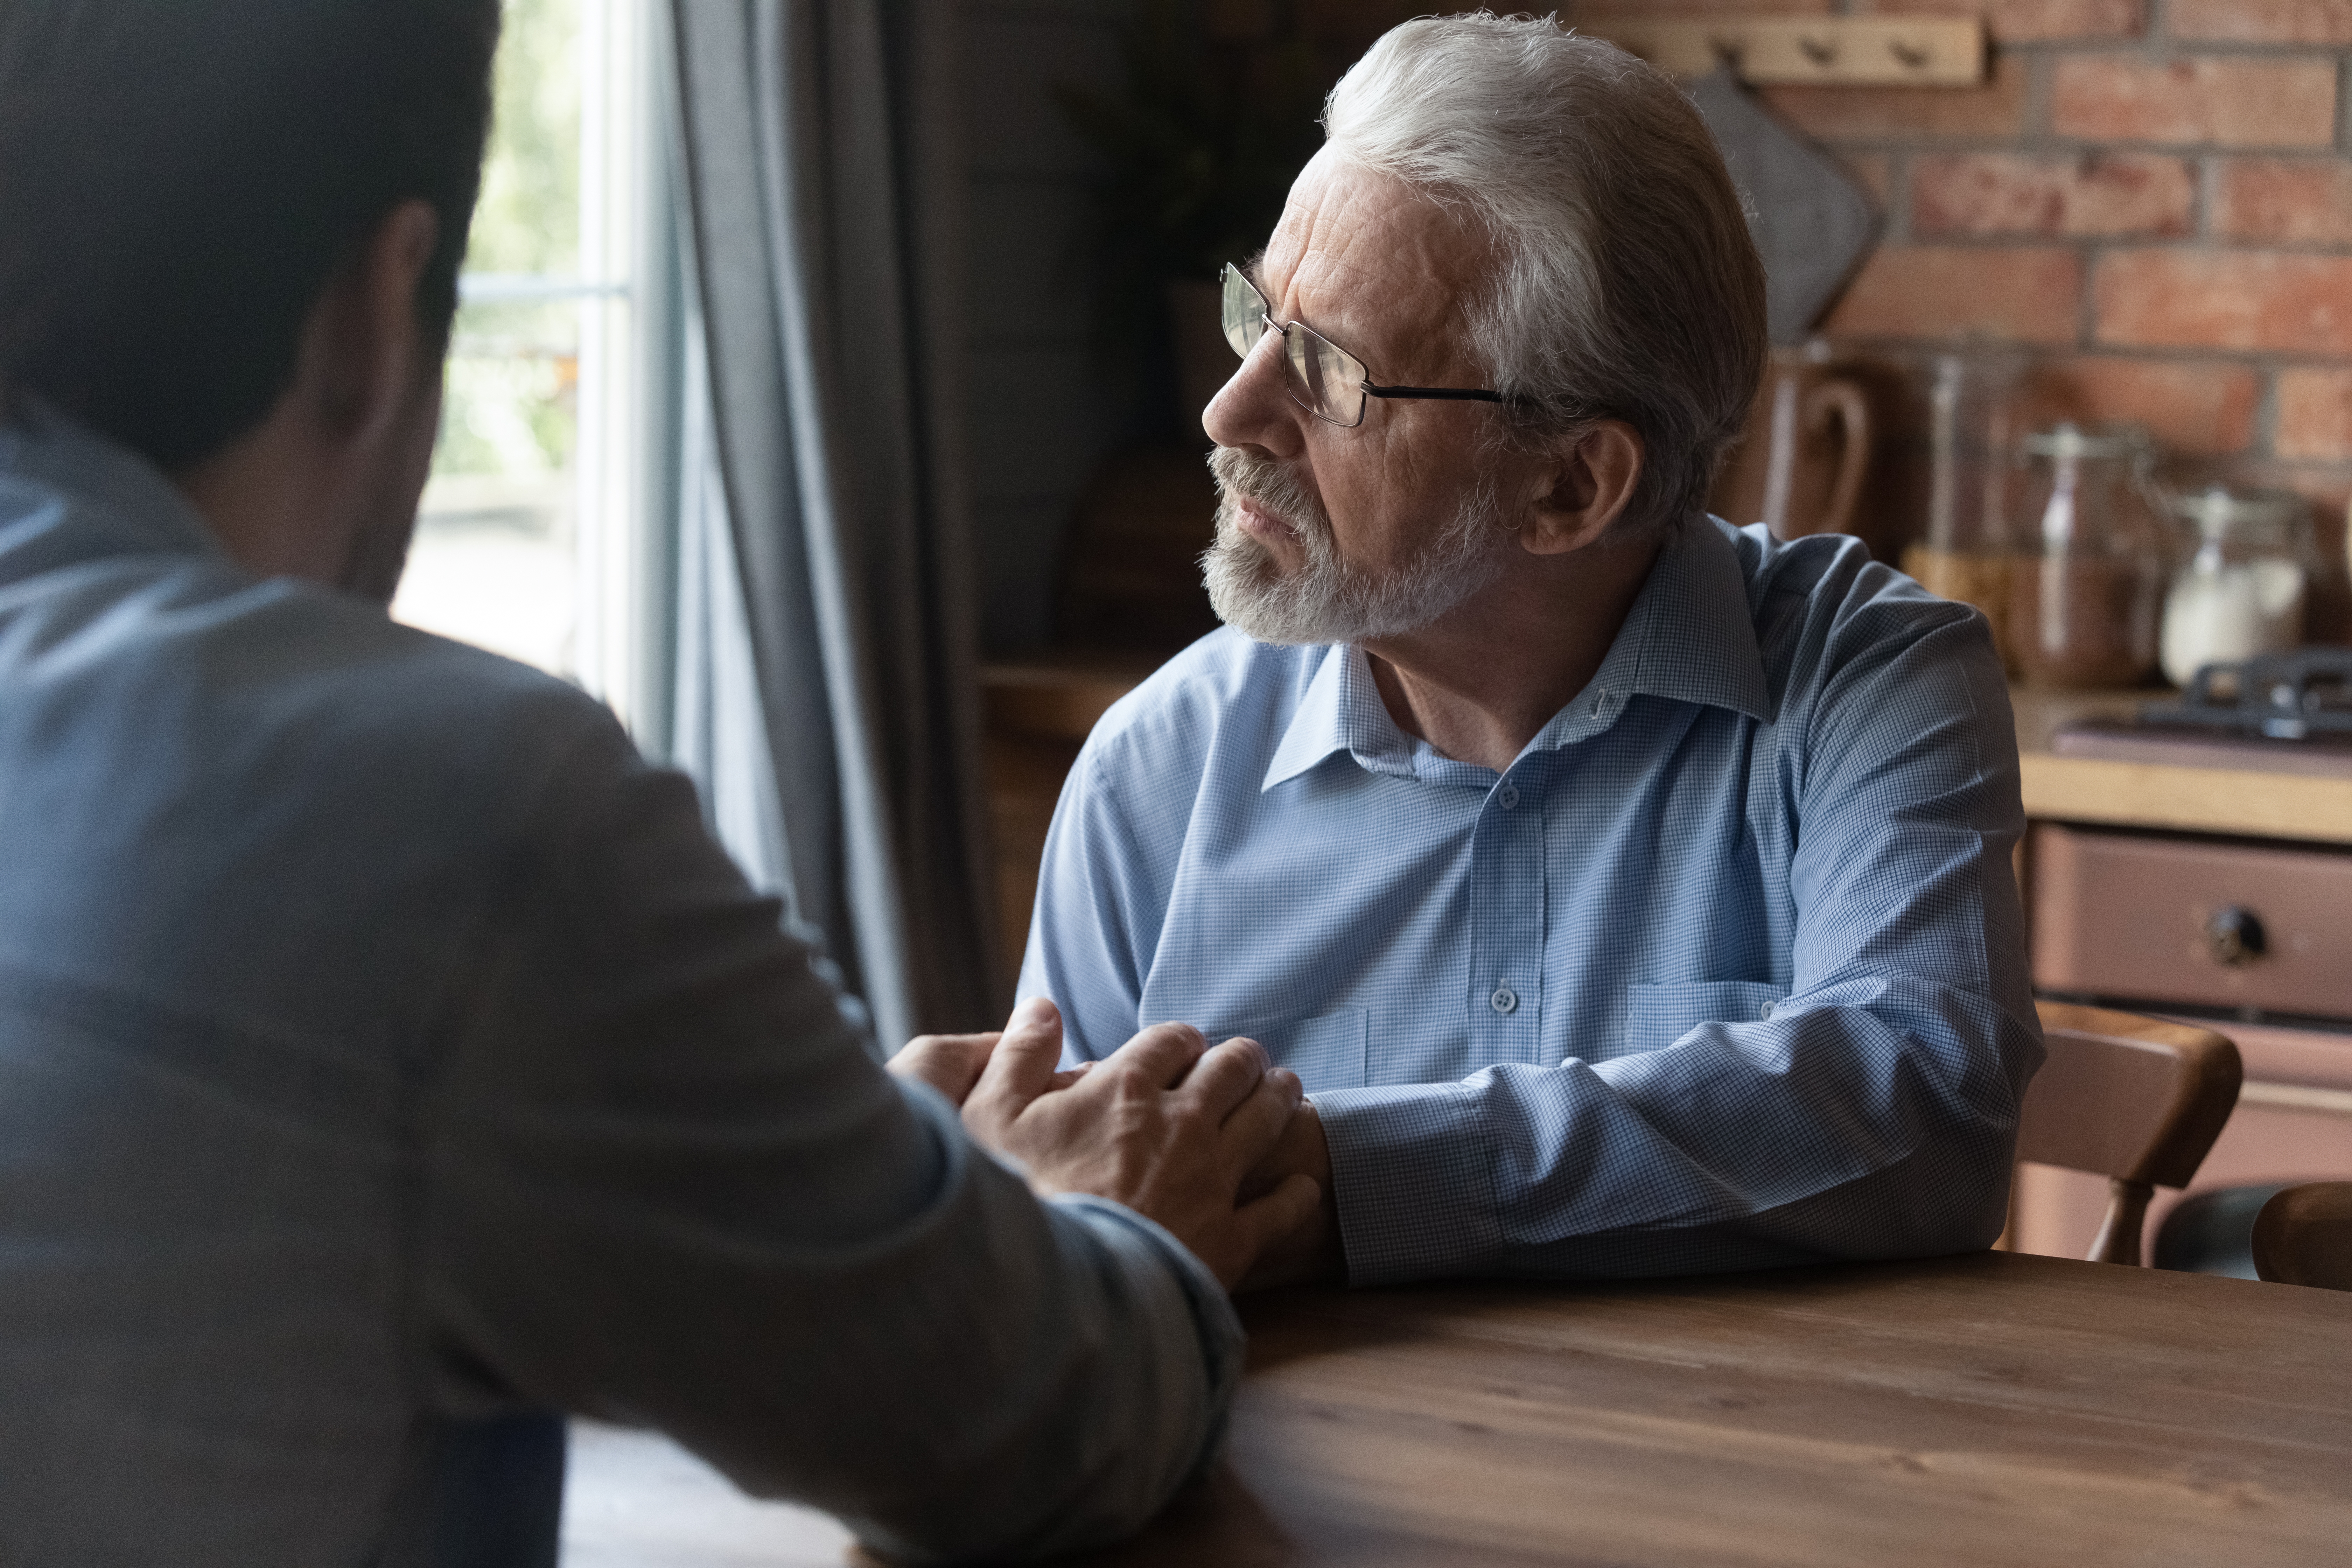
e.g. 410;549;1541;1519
392;0;674;739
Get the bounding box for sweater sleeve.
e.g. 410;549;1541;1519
420;721;1240;1561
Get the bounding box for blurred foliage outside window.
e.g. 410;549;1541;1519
396;0;585;675
438;0;581;484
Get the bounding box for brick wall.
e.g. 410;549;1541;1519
1570;0;2352;583
966;2;2352;648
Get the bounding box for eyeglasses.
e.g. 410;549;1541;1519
1219;262;1508;429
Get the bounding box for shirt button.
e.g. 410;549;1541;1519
1498;783;1520;811
1759;1001;1776;1020
1490;986;1519;1015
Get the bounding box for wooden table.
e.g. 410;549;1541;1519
561;1251;2352;1567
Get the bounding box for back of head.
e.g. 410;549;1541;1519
0;0;500;474
1323;14;1766;539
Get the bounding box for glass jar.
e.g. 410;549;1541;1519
2159;486;2314;688
1899;348;2026;670
2008;424;2171;688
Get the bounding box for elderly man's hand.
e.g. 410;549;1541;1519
960;997;1322;1290
1235;1100;1345;1291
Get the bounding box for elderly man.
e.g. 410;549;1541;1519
1022;15;2042;1287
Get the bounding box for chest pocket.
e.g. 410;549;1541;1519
1623;981;1790;1057
1254;1008;1367;1095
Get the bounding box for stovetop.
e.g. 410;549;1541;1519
2142;648;2352;741
2050;649;2352;778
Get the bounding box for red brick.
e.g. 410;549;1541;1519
1855;0;2145;42
2214;160;2352;246
2052;55;2337;148
1911;152;2193;239
2278;368;2352;461
2170;0;2352;44
2095;251;2352;354
2015;357;2259;456
1762;51;2029;142
1823;246;2082;344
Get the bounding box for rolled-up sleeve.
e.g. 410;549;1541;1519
420;721;1239;1562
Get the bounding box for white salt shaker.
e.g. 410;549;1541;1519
2159;486;2314;688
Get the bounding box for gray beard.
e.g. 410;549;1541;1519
1200;445;1510;646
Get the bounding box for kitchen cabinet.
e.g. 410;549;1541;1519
2009;687;2352;1262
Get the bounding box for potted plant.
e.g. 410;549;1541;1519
1055;0;1328;432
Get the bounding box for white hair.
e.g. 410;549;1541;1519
1321;14;1766;537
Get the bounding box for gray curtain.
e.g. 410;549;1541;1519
665;0;1000;1049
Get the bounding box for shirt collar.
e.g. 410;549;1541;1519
1259;517;1774;792
0;399;226;569
1542;514;1776;741
1262;644;1406;791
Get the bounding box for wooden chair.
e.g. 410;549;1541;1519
2252;1183;2352;1292
2017;1001;2242;1266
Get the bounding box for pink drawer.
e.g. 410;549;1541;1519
2030;823;2352;1018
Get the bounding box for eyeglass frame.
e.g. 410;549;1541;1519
1219;261;1509;429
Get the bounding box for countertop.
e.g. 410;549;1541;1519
2011;687;2352;845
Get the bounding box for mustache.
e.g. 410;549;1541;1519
1207;446;1329;540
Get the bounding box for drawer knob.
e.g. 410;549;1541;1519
2204;906;2267;967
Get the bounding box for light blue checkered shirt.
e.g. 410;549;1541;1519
1021;517;2043;1286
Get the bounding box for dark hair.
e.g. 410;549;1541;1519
0;0;500;472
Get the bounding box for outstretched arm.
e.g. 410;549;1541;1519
423;722;1297;1562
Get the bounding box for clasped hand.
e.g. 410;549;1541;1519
889;998;1324;1289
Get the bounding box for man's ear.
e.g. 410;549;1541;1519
300;200;442;447
1518;419;1644;556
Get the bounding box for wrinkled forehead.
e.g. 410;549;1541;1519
1258;149;1493;353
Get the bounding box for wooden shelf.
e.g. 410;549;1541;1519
981;652;1163;743
1581;15;1984;86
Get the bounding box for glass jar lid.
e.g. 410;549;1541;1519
2169;484;2307;542
2019;421;2147;460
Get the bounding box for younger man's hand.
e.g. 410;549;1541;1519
885;1031;1001;1107
960;997;1321;1289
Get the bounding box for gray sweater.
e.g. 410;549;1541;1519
0;407;1238;1566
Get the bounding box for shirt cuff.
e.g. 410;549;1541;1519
1312;1082;1504;1286
1047;1194;1246;1477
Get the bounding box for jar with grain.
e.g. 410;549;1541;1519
1900;348;2024;669
2008;424;2171;688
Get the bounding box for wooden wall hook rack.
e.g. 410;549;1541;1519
1581;15;1986;87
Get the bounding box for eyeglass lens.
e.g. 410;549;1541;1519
1219;264;1264;359
1217;262;1369;428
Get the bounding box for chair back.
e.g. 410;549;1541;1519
2252;1183;2352;1292
2019;1002;2241;1266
